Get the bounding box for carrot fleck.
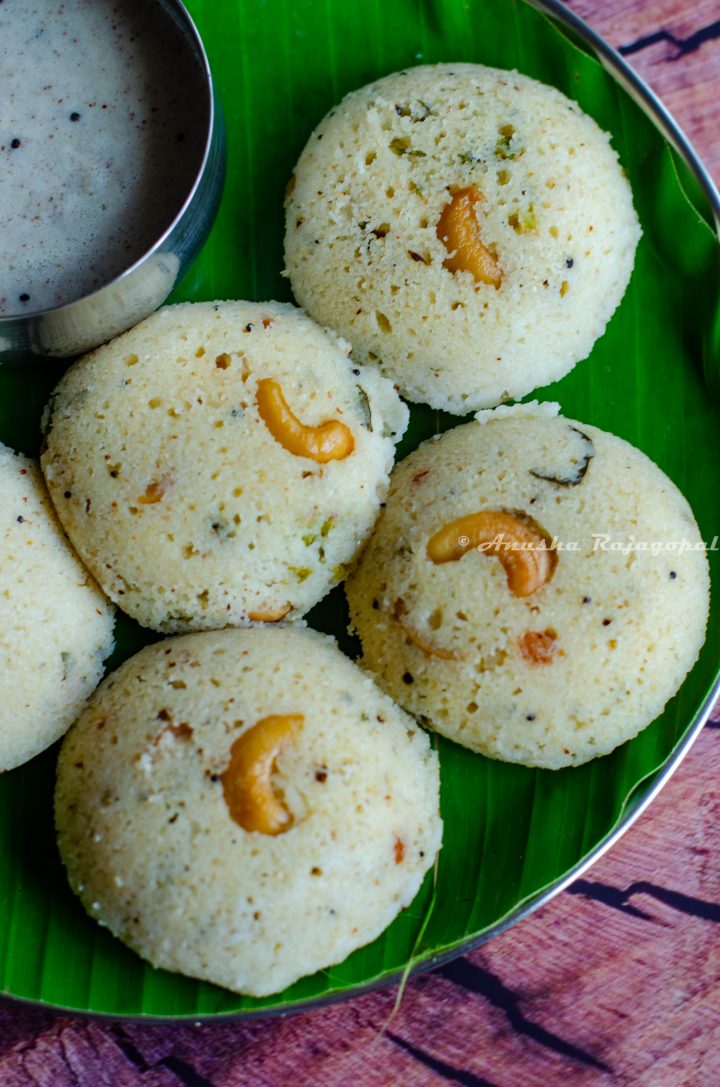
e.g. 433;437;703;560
519;629;557;665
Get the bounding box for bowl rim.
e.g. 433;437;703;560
0;0;218;326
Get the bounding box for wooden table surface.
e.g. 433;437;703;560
1;2;718;1084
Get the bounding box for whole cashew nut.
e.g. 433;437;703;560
437;187;504;288
256;379;355;463
221;714;303;834
426;510;556;597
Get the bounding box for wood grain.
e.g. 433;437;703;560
0;2;717;1084
567;0;720;183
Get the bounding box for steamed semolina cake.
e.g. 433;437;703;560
345;406;709;768
0;444;114;771
54;625;442;997
285;64;641;413
41;300;408;632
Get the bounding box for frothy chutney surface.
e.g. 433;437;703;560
0;0;208;316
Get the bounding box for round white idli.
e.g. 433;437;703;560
345;406;709;768
41;300;408;632
55;625;442;997
285;64;641;412
0;443;114;771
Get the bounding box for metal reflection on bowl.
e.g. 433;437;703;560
0;0;226;363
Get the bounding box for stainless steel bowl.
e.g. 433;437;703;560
0;0;226;364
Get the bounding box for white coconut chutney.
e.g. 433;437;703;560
0;0;207;316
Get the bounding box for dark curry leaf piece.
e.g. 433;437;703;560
530;426;595;486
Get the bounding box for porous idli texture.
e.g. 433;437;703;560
0;444;114;771
285;64;641;412
55;626;442;997
41;300;408;632
346;408;709;768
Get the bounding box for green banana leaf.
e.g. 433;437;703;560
0;0;718;1019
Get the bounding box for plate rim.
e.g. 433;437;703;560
530;0;720;232
2;0;718;1023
